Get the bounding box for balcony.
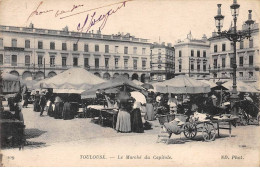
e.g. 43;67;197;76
4;47;24;51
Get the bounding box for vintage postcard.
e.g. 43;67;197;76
0;0;260;167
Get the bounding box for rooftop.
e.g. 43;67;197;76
0;25;150;44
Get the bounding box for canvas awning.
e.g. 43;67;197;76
153;75;210;94
222;80;258;93
81;76;144;99
1;72;20;93
40;68;106;90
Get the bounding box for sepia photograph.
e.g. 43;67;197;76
0;0;259;167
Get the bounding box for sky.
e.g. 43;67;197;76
0;0;259;44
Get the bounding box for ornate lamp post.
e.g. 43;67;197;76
214;0;255;114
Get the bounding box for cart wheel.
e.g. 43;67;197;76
183;123;197;139
202;123;216;142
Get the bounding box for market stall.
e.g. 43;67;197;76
0;72;25;149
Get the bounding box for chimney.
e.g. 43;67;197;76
29;22;34;29
167;43;172;47
212;31;217;37
162;42;165;46
202;34;207;41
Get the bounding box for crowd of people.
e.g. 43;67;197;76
22;86;259;133
31;90;79;120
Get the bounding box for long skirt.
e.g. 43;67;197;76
146;103;155;121
54;102;63;119
48;104;54;117
116;110;131;132
131;109;144;133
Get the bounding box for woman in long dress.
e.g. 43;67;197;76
146;94;155;121
131;102;144;133
116;102;131;133
62;100;72;120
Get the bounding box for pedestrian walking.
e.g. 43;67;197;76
39;93;47;116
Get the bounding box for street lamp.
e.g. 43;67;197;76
214;0;255;114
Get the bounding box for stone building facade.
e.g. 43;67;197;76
174;32;210;79
208;23;259;82
0;24;151;83
150;43;175;82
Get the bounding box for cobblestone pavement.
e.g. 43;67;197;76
1;105;259;166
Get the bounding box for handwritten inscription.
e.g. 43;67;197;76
77;1;127;34
27;1;84;21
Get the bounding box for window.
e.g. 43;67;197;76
191;50;194;57
62;57;67;67
222;58;225;68
239;56;243;67
124;59;128;69
115;46;119;53
11;55;17;66
25;55;30;66
115;58;119;68
230;57;234;68
249;55;253;66
133;47;137;54
214;45;217;52
239;72;243;77
249;39;253;48
73;43;78;51
50;56;55;67
38;55;43;66
197;50;200;57
95;58;99;68
50;42;55;50
142;60;146;69
12;39;17;47
191;63;194;71
0;38;3;47
179;64;182;72
230;42;234;50
179;50;182;57
25;40;30;48
249;72;253;78
0;54;3;65
142;48;146;55
214;59;218;68
240;41;244;49
203;51;206;58
105;58;109;68
133;59;137;70
95;45;99;52
73;57;78;66
105;45;109;53
124;47;128;54
62;43;67;51
197;63;200;71
38;41;43;49
84;58;89;68
203;63;206;71
83;44;88;52
222;44;226;51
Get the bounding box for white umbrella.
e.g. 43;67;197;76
130;91;146;104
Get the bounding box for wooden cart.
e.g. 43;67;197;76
157;114;217;144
